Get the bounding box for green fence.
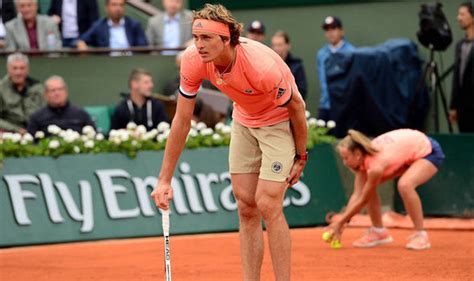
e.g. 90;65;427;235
0;145;347;247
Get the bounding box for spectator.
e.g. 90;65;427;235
27;76;95;136
111;68;169;131
48;0;99;48
271;30;308;100
246;20;265;43
449;2;474;133
316;16;355;121
1;0;17;48
5;0;62;51
77;0;147;50
0;53;44;133
146;0;192;55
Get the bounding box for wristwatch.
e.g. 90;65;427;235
294;151;308;161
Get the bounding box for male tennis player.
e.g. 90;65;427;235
151;4;307;280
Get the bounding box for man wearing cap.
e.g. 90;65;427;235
151;4;307;281
316;16;355;121
246;19;266;43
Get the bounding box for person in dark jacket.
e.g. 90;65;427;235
271;30;308;100
111;68;169;131
27;75;95;136
449;2;474;132
76;0;147;50
48;0;99;48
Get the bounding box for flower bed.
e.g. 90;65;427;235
0;111;336;160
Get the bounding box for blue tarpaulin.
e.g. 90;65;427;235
326;39;428;138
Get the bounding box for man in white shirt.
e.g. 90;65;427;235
48;0;99;48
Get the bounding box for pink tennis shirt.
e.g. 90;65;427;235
179;37;302;128
363;129;432;181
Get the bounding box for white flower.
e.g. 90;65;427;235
20;139;28;145
143;129;158;141
157;134;167;143
212;133;222;141
96;133;105;141
308;117;317;127
305;110;311;119
73;146;80;153
126;122;137;131
327;120;336;129
35;131;45;139
316;119;326;127
221;125;231;134
22;133;34;143
215;122;225;131
48;140;60;149
157;121;171;132
47;124;61;135
190;120;197;128
1;132;13;140
81;135;89;142
64;130;80;143
84;140;94;148
200;128;213;136
111;137;121;145
188;128;198;137
108;129;119;139
119;130;130;141
131;140;138;146
82;125;95;136
162;129;171;138
59;130;67;138
136;125;147;135
11;133;22;143
196;122;207;131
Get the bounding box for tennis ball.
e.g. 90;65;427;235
331;239;342;249
322;231;332;242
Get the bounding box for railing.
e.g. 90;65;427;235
0;46;186;57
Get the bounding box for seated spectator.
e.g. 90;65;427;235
146;0;192;55
0;53;44;134
77;0;147;50
316;16;355;121
27;76;95;136
1;0;17;48
111;68;169;131
271;30;308;100
246;20;265;44
48;0;99;48
5;0;62;51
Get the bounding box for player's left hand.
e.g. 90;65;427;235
286;159;306;187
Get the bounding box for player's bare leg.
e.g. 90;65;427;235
367;193;384;228
397;159;438;230
256;179;291;281
232;173;263;281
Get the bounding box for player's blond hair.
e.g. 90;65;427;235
338;129;379;155
193;4;243;46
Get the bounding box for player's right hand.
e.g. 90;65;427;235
151;182;174;210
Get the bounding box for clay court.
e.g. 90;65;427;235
1;226;472;281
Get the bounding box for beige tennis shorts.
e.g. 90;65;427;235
229;121;296;182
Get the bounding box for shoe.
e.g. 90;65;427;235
406;231;431;250
353;228;394;248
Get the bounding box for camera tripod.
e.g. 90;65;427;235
420;46;453;133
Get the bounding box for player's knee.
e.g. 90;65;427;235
237;199;259;220
256;196;281;222
397;180;414;196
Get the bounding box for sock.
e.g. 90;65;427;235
372;227;386;233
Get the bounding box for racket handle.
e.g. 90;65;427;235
162;209;170;236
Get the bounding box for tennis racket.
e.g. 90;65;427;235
162;209;172;281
